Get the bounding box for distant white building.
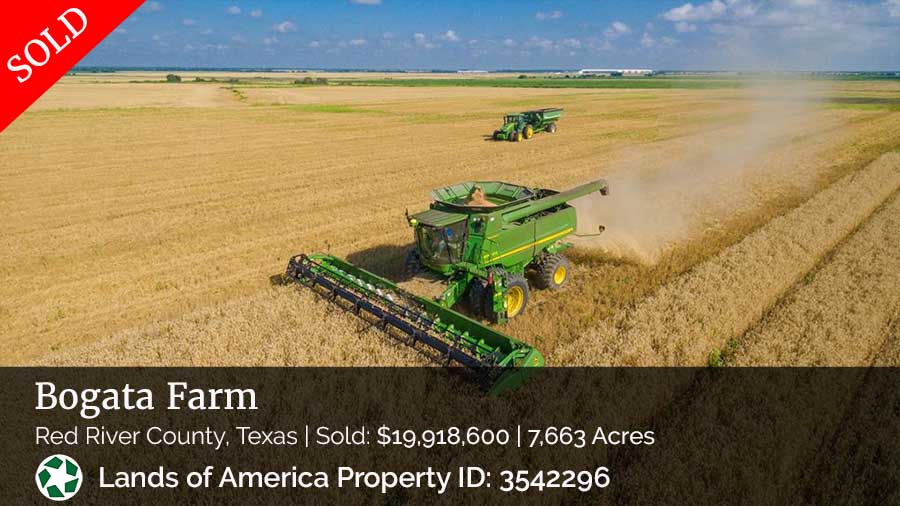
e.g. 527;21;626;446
578;68;654;76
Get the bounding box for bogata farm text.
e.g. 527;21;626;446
35;382;258;419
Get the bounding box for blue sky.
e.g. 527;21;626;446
82;0;900;70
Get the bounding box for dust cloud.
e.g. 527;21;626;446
573;80;827;264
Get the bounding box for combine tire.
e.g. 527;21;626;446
466;280;488;318
535;254;570;290
505;273;529;318
548;123;557;134
403;248;423;279
524;125;534;139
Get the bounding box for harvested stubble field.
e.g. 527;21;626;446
1;71;899;367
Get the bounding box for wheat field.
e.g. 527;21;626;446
731;188;900;366
2;72;899;366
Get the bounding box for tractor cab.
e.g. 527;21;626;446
410;211;468;268
504;113;522;126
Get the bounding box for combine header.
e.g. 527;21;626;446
493;108;563;142
286;254;543;391
285;178;609;391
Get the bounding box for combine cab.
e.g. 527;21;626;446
285;178;609;391
493;108;563;142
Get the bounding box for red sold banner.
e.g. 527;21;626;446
1;1;145;132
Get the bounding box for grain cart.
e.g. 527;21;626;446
493;108;563;142
284;178;608;391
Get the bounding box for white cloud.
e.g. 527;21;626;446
382;32;395;39
640;32;677;49
348;38;367;46
603;21;632;39
413;32;438;48
655;0;900;69
250;9;263;18
263;37;278;45
114;28;127;35
527;36;555;50
226;6;241;15
182;19;196;26
887;0;900;17
562;38;582;49
200;28;214;35
441;30;460;42
274;21;296;33
502;38;517;48
308;40;321;48
187;43;227;51
535;10;563;21
663;1;726;22
351;0;382;5
145;1;163;12
231;35;247;44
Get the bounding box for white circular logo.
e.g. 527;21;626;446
35;455;82;501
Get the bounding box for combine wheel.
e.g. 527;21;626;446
465;280;488;318
535;254;571;290
548;123;557;134
403;248;424;279
505;273;529;318
524;125;534;139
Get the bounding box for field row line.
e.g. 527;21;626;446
727;188;900;365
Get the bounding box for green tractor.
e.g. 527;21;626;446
285;178;608;389
493;108;563;142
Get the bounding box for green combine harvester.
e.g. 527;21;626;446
493;108;563;142
285;178;608;391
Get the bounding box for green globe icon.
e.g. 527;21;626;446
35;455;82;501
